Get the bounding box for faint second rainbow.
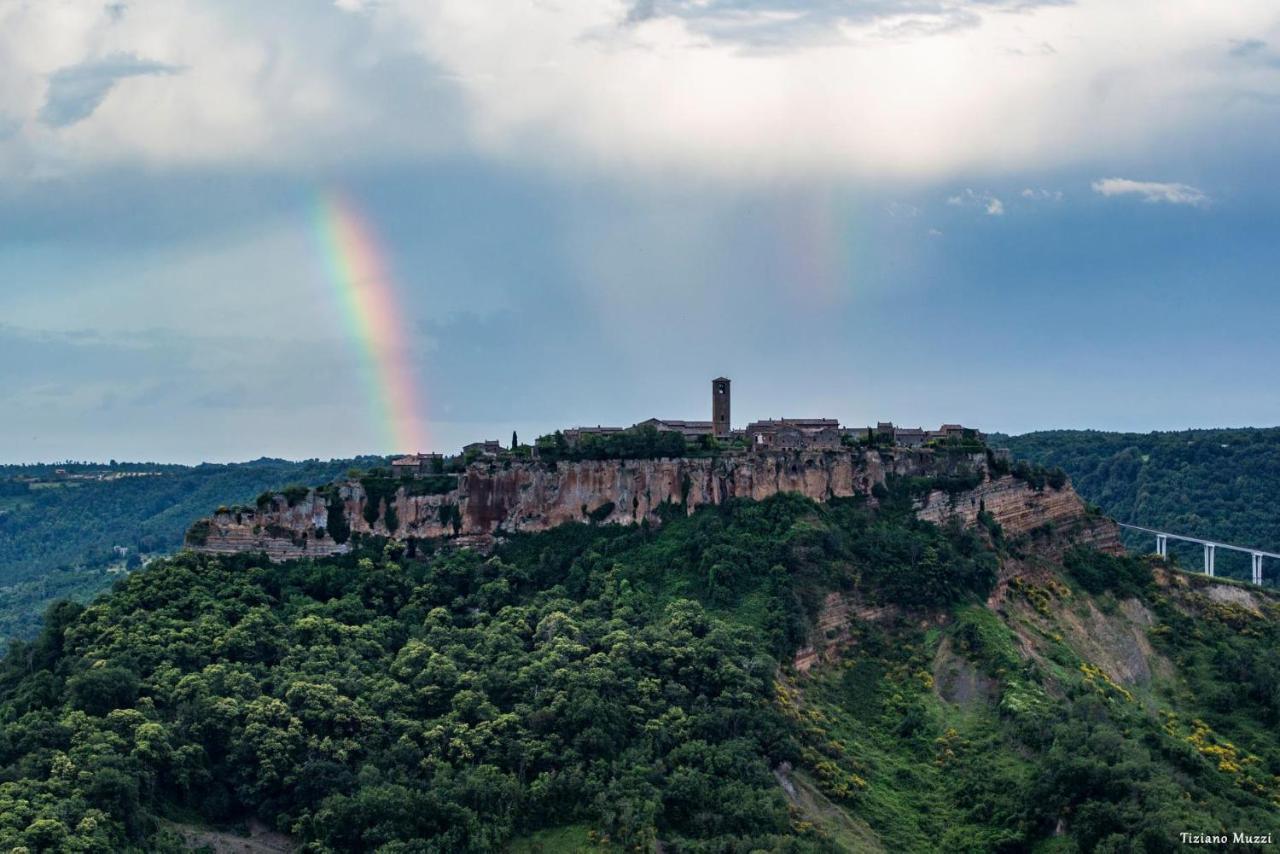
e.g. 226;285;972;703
313;192;428;454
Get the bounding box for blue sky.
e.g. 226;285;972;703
2;0;1279;463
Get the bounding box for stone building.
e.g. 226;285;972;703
893;427;926;448
712;377;731;438
746;418;841;451
634;418;715;441
869;423;983;447
636;377;731;441
463;440;503;458
391;453;444;477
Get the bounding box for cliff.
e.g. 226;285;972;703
915;473;1122;550
187;448;1117;561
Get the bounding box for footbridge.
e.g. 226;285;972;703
1118;523;1277;586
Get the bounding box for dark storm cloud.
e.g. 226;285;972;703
39;54;181;128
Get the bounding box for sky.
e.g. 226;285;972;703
2;0;1280;463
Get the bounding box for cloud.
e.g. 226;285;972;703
617;0;1072;49
948;188;1004;215
0;2;1277;184
40;54;180;127
624;0;657;26
1021;187;1063;201
1091;178;1210;206
1229;38;1267;58
394;0;1280;182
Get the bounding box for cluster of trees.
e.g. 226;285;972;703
534;426;688;463
1008;460;1068;491
0;489;1002;851
0;519;809;849
1062;546;1153;598
0;457;385;643
998;427;1280;581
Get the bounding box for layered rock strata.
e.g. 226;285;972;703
188;449;1115;562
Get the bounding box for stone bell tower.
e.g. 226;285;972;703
712;377;731;438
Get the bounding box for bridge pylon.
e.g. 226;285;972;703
1119;523;1275;588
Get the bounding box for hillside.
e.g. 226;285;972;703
0;457;385;642
2;482;1277;852
996;428;1280;582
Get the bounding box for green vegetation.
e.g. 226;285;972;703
2;484;1278;851
996;427;1280;581
535;426;687;463
0;457;384;642
1062;546;1153;598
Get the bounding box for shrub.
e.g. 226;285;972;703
185;519;212;546
327;495;351;545
1063;546;1152;597
587;501;616;524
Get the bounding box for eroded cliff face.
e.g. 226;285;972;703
789;477;1123;674
191;450;883;558
188;449;1113;563
915;474;1121;549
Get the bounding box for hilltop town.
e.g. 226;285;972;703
185;379;1066;561
388;377;999;476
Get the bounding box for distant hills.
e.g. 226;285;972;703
995;427;1280;582
0;457;385;641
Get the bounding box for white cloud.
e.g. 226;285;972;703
373;0;1280;181
1021;187;1063;201
1091;177;1210;206
0;1;1277;182
0;0;462;178
948;188;1004;215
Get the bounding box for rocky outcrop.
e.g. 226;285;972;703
915;474;1122;552
193;450;887;558
189;449;1113;563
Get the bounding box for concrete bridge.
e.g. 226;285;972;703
1119;523;1277;586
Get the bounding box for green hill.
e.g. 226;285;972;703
0;457;385;642
995;427;1280;583
2;488;1276;852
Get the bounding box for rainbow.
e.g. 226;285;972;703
313;192;428;454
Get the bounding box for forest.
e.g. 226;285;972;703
1;484;1277;852
996;427;1280;582
0;457;384;642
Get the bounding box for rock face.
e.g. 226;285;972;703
188;448;1114;562
915;474;1121;550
